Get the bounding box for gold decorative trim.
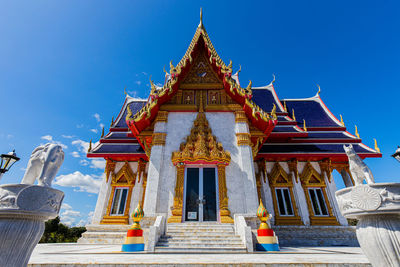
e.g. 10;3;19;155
171;112;230;165
179;83;224;89
319;159;332;182
267;162;303;225
300;162;339;226
217;164;234;223
206;104;242;112
288;159;299;183
168;165;185;223
236;133;251;146
235;111;248;123
105;159;116;183
152;132;167;146
155;111;168;123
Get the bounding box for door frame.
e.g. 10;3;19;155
182;165;220;222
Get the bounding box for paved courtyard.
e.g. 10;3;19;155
28;244;371;266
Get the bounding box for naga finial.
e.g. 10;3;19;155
228;60;232;69
238;65;242;73
101;126;105;138
355;125;360;139
374;138;381;153
246;80;252;91
170;60;175;73
126;104;133;121
149;75;156;94
124;86;127;95
292;108;296;121
340;114;345;127
88;139;92;152
111;116;114;127
283;101;287;112
303;119;307;132
271;104;277;120
271;74;276;84
316;84;321;96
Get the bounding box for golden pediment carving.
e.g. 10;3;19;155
180;52;222;87
171;112;230;165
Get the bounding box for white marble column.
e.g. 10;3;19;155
234;121;259;214
143;121;166;217
324;172;348;225
92;171;112;224
292;172;310;225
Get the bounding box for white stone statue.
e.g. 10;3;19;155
21;143;64;187
343;144;374;186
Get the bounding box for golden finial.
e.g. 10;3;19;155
303;119;307;132
88;139;92;152
292;108;296;121
316;84;321;96
163;65;167;74
355;125;360;139
110;116;114;127
374;138;381;153
199;7;203;28
124;86;127;95
271;103;277;120
271;74;276;84
283;101;287;112
170;60;174;72
149;75;156;94
246;80;252;94
126;104;133;121
228;60;232;69
257;199;271;230
238;65;242;73
101;126;105;138
131;203;144;230
340;114;345;127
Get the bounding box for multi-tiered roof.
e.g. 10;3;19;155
88;14;381;163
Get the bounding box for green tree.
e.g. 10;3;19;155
39;216;86;243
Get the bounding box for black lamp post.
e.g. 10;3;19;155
392;146;400;163
0;150;20;181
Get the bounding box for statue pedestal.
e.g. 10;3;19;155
336;183;400;267
0;184;64;267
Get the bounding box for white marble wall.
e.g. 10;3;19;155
92;170;112;224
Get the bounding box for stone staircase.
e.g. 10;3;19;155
155;222;247;253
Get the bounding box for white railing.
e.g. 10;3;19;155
146;215;166;252
234;214;254;252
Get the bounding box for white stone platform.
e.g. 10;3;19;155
28;243;371;266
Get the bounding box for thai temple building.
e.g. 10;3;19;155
79;13;381;251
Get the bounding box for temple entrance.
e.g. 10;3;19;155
184;167;218;222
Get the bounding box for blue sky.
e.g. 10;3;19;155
1;1;399;226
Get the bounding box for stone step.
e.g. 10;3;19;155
156;242;246;248
154;247;247;253
166;228;235;233
157;240;244;246
167;224;234;229
159;237;243;242
81;232;126;238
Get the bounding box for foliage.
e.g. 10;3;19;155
39;216;86;243
347;218;358;226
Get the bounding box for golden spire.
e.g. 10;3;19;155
292;108;296;121
340;114;345;127
101;126;105;138
88;139;92;152
374;138;381;153
355;125;360;139
257;199;270;230
283;101;287;112
303;119;307;132
110;116;114;127
131;203;144;230
199;7;203;28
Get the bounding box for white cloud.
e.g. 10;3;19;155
40;135;68;149
41;135;53;141
135;81;142;85
7;134;13;139
93;113;101;122
76;124;84;128
90;129;98;133
79;159;89;166
99;123;105;129
72;139;97;153
142;72;148;75
61;203;72;210
62;135;74;139
60;208;82;226
90;159;106;169
54;171;102;194
71;151;80;158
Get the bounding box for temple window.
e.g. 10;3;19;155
267;162;302;225
300;162;338;225
110;187;129;215
308;188;328;216
275;187;294;216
